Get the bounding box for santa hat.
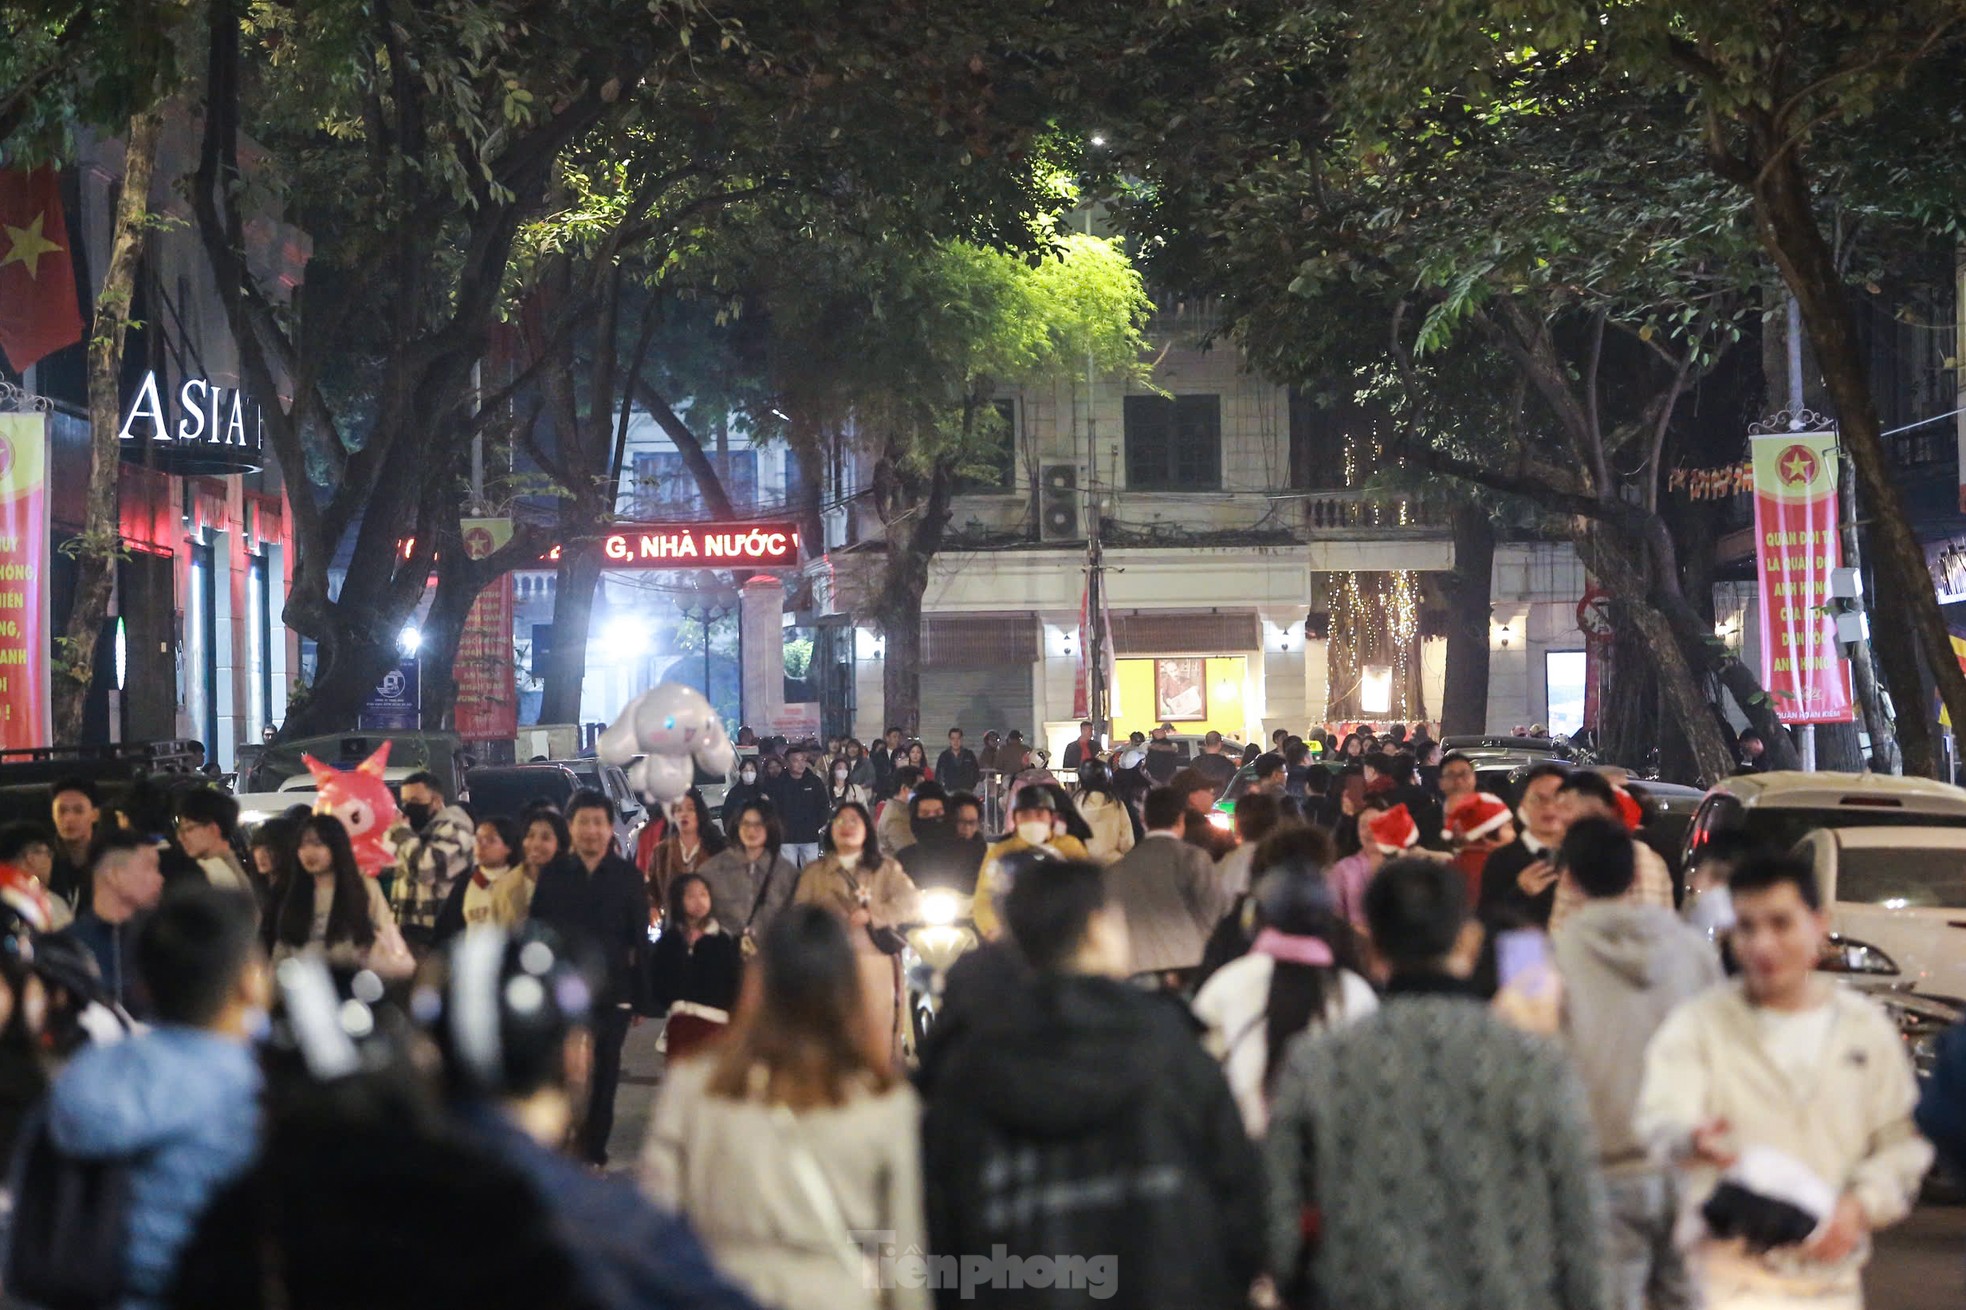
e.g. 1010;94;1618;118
1366;804;1420;854
1447;793;1513;844
1613;787;1645;831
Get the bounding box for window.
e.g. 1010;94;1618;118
956;398;1018;492
1288;388;1351;490
1544;650;1587;738
1124;394;1221;490
190;538;218;757
247;552;272;738
632;450;759;517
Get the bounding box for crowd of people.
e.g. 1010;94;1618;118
0;716;1957;1310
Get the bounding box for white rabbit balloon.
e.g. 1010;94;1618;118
597;682;737;806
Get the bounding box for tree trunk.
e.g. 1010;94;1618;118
1440;502;1494;736
278;635;399;738
53;106;162;742
878;578;925;740
1749;141;1955;776
633;379;735;518
540;528;603;725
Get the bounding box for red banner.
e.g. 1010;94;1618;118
1751;431;1853;726
452;517;517;741
0;416;50;748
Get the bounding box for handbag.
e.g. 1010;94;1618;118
844;865;907;955
364;916;418;980
741;859;780;958
769;1105;882;1291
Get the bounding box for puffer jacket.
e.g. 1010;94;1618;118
44;1028;262;1304
920;965;1264;1309
1075;792;1136;865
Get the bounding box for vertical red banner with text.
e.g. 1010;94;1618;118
453;518;518;742
1751;431;1854;726
0;415;49;748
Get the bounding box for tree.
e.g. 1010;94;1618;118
3;3;191;740
1336;0;1966;774
764;227;1152;734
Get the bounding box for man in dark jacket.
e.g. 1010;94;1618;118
524;790;647;1165
934;728;981;795
896;784;987;897
769;748;831;867
1477;762;1569;929
48;776;103;911
870;726;904;798
58;832;164;1019
920;860;1264;1309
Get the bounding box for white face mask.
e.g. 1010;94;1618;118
740;770;756;783
1016;819;1053;846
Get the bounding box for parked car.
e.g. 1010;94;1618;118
1681;770;1966;871
464;761;645;853
1794;826;1966;1003
0;740;211;827
246;731;474;800
233;767;419;834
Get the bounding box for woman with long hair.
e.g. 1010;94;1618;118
639;905;926;1310
696;800;796;950
270;815;403;974
1071;762;1135;865
644;873;744;1061
902;740;930;780
1191;861;1376;1137
824;756;870;811
651;790;726;925
792;803;918;1065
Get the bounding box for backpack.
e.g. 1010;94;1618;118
6;1108;132;1310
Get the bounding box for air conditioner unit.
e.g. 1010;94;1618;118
1038;464;1079;542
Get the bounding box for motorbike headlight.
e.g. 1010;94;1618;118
921;889;962;927
1207;810;1234;832
1820;935;1900;976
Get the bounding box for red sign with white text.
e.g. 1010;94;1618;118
452;517;517;742
1750;431;1853;725
579;522;801;569
0;416;50;748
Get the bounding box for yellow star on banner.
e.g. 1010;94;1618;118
1782;450;1815;486
1;213;64;279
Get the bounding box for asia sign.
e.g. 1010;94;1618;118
453;517;517;742
1750;430;1854;726
117;370;265;475
582;522;801;569
0;415;50;748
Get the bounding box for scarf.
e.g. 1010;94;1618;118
1251;928;1334;967
471;864;512;891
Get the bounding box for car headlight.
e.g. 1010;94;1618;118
920;889;962;927
1820;935;1900;976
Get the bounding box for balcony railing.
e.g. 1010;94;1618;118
1302;489;1444;532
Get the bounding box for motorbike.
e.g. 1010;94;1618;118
902;886;979;1053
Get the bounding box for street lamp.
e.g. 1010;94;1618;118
399;625;421;655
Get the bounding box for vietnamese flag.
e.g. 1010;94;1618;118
0;167;83;372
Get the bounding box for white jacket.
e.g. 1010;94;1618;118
1076;792;1136;865
1635;980;1932;1299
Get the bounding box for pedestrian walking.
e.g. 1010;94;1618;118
56;832;165;1019
526;789;648;1166
721;758;768;836
935;728;981;794
645;874;744;1060
387;770;476;949
1265;856;1607;1310
1477;761;1568;928
48;777;104;911
431;815;533;947
1102;786;1222;986
17;887;265;1310
1636;853;1930;1310
173;790;252;895
651;789;727;924
1547;771;1672;932
894;784;988;897
770;749;831;868
1192;863;1375;1138
269;815;410;978
640;904;927;1310
920;859;1265;1310
793;802;918;1065
697;800;797;949
970;785;1091;939
1072;761;1137;865
1444;791;1514;909
825;757;871;812
1215;790;1288;900
1552;816;1723;1310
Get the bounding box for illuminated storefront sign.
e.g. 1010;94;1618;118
580;522;801;568
118;371;265;474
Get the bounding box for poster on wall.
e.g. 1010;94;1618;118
453;517;517;742
1750;430;1854;725
1154;658;1206;722
0;414;49;748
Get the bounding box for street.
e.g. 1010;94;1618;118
610;1021;1964;1307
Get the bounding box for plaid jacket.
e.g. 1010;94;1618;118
1548;837;1674;934
389;804;476;933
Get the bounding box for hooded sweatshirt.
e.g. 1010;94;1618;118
46;1027;262;1305
1552;900;1723;1170
920;966;1264;1309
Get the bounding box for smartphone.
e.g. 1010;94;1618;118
1496;928;1552;991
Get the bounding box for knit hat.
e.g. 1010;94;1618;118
1366;803;1420;854
1447;793;1513;845
1613;787;1645;831
1701;1146;1837;1254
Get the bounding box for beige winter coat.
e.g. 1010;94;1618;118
1635;979;1932;1300
641;1057;929;1310
1075;791;1136;866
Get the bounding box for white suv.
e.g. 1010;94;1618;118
1681;770;1966;871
